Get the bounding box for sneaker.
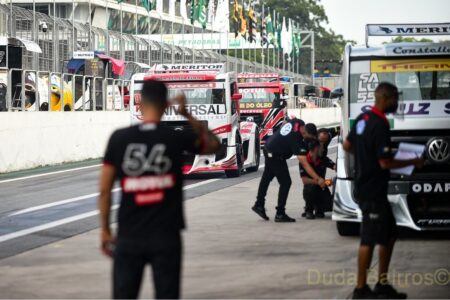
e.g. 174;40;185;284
374;282;407;299
351;285;377;299
315;212;325;218
274;213;296;222
301;212;307;218
305;211;315;219
252;205;269;221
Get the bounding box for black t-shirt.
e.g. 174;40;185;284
265;119;308;159
346;107;392;203
299;153;326;180
103;123;203;239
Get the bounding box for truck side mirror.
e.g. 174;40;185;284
231;93;242;101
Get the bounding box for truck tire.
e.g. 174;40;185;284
246;132;260;172
225;136;243;178
336;221;360;236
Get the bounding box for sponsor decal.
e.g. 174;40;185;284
353;101;450;118
145;74;217;81
411;182;450;194
135;191;165;206
356;119;366;135
240;102;273;109
371;59;450;73
154;63;225;72
280;122;292;136
122;174;175;192
417;219;450;226
238;73;279;79
367;23;450;36
212;124;232;135
240;87;279;93
390;45;450;56
357;73;379;103
167;82;216;89
164;104;227;116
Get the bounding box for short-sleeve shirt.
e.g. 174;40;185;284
299;153;326;180
265;119;308;159
346;107;392;203
103;123;203;239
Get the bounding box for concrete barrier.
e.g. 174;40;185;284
0;107;342;173
287;107;341;128
0;112;130;173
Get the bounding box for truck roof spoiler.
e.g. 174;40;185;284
365;23;450;47
149;63;226;73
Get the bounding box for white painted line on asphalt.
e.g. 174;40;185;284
0;164;102;184
2;165;267;242
8;187;122;217
0;205;119;243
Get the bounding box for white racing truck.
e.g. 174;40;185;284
333;23;450;235
129;63;260;178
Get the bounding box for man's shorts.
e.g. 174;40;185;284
359;199;397;247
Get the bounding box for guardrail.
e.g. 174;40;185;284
1;69;131;112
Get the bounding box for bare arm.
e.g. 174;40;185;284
343;140;353;153
173;94;220;154
98;164;116;258
379;158;424;170
301;176;318;186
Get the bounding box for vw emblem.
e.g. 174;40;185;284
246;116;254;122
426;138;450;163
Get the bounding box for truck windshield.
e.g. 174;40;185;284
350;58;450;103
167;87;225;104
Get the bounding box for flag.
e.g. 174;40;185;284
284;18;293;57
198;0;208;29
293;29;301;57
140;0;154;12
214;0;229;32
169;0;176;16
276;13;282;50
248;4;257;43
266;10;275;47
156;0;163;14
191;0;197;24
180;0;189;21
232;0;240;37
239;1;247;38
207;0;215;26
260;6;268;47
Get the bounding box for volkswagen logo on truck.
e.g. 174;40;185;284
427;138;450;163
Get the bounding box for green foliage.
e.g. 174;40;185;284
385;36;434;44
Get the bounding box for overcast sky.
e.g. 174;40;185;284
320;0;450;45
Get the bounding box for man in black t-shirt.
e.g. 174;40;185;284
343;82;423;299
252;120;326;222
98;80;220;299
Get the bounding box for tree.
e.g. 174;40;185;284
385;36;433;43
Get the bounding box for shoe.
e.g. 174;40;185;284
252;205;269;221
374;282;407;299
301;212;306;218
274;213;296;222
305;212;315;219
351;285;377;299
315;212;325;218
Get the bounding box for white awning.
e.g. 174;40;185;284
0;36;42;53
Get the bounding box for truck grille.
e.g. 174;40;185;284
407;194;450;229
390;129;450;180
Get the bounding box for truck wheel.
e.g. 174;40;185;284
336;221;360;236
225;136;243;178
246;132;260;172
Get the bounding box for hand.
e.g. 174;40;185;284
172;93;188;117
414;157;425;169
100;229;115;258
317;178;326;188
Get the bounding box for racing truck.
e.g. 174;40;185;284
333;23;450;235
237;73;287;144
129;63;260;178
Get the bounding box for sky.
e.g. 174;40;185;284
320;0;450;45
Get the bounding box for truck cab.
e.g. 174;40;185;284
130;63;260;178
333;23;450;235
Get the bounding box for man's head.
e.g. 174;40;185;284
318;128;331;146
307;138;320;161
375;82;399;114
302;123;318;140
140;80;168;119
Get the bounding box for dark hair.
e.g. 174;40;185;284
305;123;318;137
306;138;320;151
375;82;398;103
141;79;168;109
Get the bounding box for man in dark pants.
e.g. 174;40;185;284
98;80;220;299
343;82;424;299
252;120;325;222
300;139;334;219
